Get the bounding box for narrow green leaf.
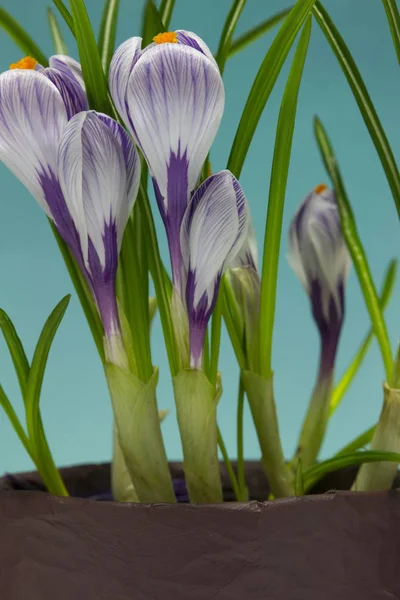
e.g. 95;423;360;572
330;259;397;414
259;18;312;378
209;290;223;387
228;7;292;57
0;8;48;66
303;450;400;492
142;0;165;48
222;278;247;371
294;458;304;496
227;0;317;179
98;0;120;75
236;376;248;501
0;309;30;400
47;8;68;55
217;426;241;501
51;224;105;363
335;425;376;457
159;0;175;29
69;0;112;113
0;384;34;462
53;0;74;35
382;0;400;64
25;296;70;497
215;0;247;74
314;117;393;383
313;2;400;219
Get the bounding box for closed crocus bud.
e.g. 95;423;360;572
289;185;351;470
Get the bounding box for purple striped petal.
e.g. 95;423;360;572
230;219;258;271
49;55;85;91
109;37;142;127
181;170;249;367
175;30;218;68
0;69;68;217
41;66;88;119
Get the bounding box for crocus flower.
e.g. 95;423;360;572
180;170;248;368
0;66;140;363
109;31;225;292
288;184;351;378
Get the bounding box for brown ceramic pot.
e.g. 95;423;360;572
1;462;399;599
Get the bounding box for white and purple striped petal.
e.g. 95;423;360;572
175;30;218;68
108;37;142;126
181;170;248;368
49;55;86;91
230;219;258;271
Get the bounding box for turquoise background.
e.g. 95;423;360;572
0;0;399;474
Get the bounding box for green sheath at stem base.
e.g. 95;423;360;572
111;427;139;502
242;371;294;497
173;369;223;503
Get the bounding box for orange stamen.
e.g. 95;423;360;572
314;183;327;195
153;31;178;45
10;56;38;70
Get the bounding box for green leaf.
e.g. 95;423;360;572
228;7;292;57
217;426;241;501
209;290;223;387
313;2;400;220
53;0;74;35
25;296;71;497
303;450;400;492
0;384;34;462
330;259;397;415
382;0;400;64
227;0;318;179
314;117;393;383
158;0;175;29
294;458;304;496
142;0;165;48
0;309;30;400
51;223;105;363
215;0;247;74
47;8;68;55
259;18;312;378
0;8;48;66
69;0;112;113
98;0;120;75
335;425;376;457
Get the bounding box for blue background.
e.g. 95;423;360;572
0;0;399;474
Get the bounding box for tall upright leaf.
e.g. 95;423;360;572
382;0;400;64
158;0;175;29
228;7;292;57
98;0;120;75
47;8;68;54
215;0;247;74
53;0;74;34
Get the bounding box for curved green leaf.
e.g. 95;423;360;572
0;384;34;462
0;7;48;66
215;0;247;74
313;2;400;219
159;0;175;29
382;0;400;64
330;259;397;414
314;117;393;383
335;425;376;457
227;0;318;179
98;0;120;75
0;309;30;400
47;8;68;55
303;450;400;492
228;7;292;57
25;296;70;496
259;18;312;378
53;0;74;35
69;0;112;113
142;0;165;47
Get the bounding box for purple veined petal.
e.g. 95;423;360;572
49;55;86;91
0;69;68;218
230;219;258;271
175;30;219;69
57;111;128;275
181;170;249;367
126;42;225;214
109;37;142;127
42;66;88;119
96;112;141;236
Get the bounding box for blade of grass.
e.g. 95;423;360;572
51;224;105;363
98;0;120;75
382;0;400;64
228;7;292;57
217;426;241;501
0;310;30;400
335;425;376;457
53;0;74;35
330;259;397;415
47;8;68;55
227;0;317;179
259;18;312;378
0;384;34;462
236;376;248;500
215;0;247;74
303;450;400;492
209;291;223;387
313;2;400;220
314;117;393;383
69;0;112;113
142;0;165;47
0;8;48;65
159;0;175;29
25;296;70;496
